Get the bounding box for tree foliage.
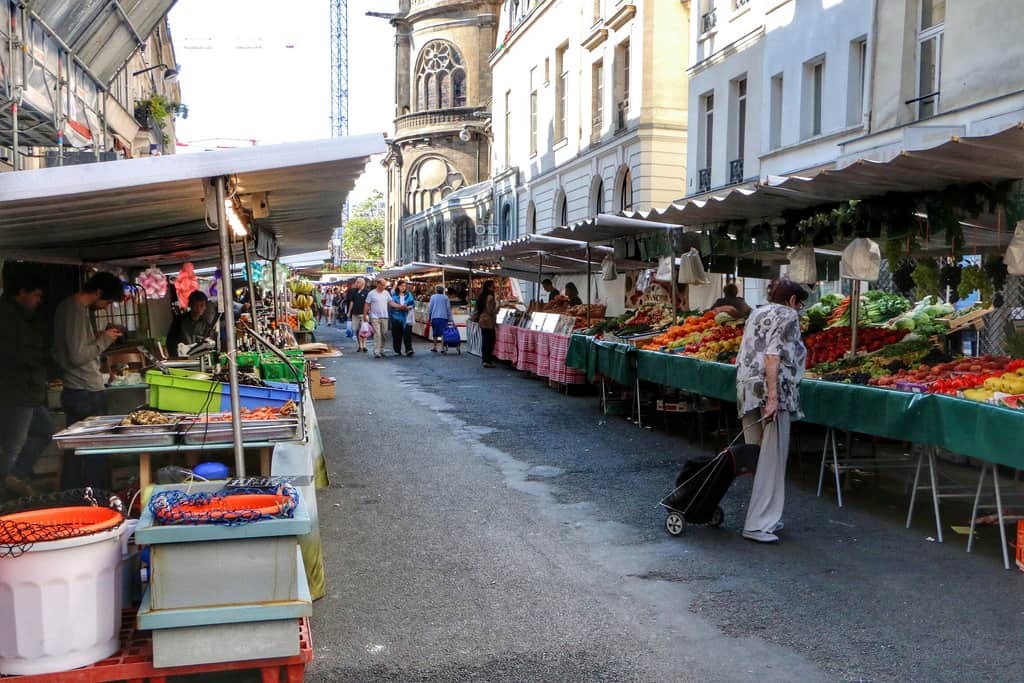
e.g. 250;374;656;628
342;191;385;261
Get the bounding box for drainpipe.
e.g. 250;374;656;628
862;0;878;132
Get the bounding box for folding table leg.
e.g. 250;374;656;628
635;378;643;429
993;465;1010;570
906;452;923;529
928;449;943;543
967;463;986;554
831;431;843;508
816;428;830;498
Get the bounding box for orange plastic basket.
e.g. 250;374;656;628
0;506;124;544
151;493;292;525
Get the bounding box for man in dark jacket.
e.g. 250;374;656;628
0;268;51;498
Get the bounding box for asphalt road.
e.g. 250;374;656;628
305;325;1024;683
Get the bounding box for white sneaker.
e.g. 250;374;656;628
742;530;779;543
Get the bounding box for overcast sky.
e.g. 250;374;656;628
168;0;396;206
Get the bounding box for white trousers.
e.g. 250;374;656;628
742;409;791;534
371;317;389;355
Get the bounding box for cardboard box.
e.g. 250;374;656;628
312;380;336;400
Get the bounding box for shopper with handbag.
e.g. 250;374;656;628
389;280;416;356
476;281;498;368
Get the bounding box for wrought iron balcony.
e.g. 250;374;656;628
701;8;717;34
698;168;711;193
729;158;744;185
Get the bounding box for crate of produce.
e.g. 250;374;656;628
147;370;300;414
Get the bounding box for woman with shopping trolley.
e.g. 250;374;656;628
734;278;808;543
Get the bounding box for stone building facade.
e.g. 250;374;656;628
382;0;502;265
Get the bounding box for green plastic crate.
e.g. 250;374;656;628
146;369;223;414
260;358;306;382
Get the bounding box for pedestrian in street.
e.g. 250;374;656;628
476;280;498;368
54;271;126;490
346;277;371;352
734;278;808;543
364;279;392;358
389;280;415;356
322;287;335;325
314;286;325;324
428;285;452;353
332;288;345;326
0;267;51;499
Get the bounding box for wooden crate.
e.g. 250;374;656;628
939;306;994;333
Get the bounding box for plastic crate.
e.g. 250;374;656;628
261;358;306;382
146;370;300;414
146;369;223;414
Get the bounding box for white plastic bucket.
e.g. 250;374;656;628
0;524;125;676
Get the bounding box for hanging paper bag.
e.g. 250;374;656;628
677;248;709;285
601;255;618;281
787;247;818;284
655;256;673;281
840;238;881;281
1005;220;1024;276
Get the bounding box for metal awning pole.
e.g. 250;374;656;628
586;244;592;326
242;237;259;327
538;252;544;305
214;177;246;477
271;257;280;324
668;228;677;324
849;279;861;356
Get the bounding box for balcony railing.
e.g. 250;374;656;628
394;106;487;135
616;99;628;132
698;168;711;193
701;8;717;33
729;158;744;185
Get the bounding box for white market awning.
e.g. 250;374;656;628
626;122;1024;249
0;133;385;266
543;213;682;243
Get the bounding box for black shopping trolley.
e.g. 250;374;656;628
659;423;761;536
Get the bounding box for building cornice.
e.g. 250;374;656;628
688;26;765;77
606;3;636;31
489;0;555;67
582;26;609;51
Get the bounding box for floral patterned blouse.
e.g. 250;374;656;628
735;303;807;420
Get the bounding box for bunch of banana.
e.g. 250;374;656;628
296;309;314;324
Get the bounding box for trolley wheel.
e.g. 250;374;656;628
708;506;725;528
665;511;686;536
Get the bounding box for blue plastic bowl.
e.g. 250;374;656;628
192;462;230;481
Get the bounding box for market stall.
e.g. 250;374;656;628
0;133;383;676
563;123;1024;569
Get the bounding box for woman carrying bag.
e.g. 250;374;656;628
475;281;498;368
389;280;416;357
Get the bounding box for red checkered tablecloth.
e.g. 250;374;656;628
514;327;540;374
495;323;518;362
544;332;587;384
511;327;586;385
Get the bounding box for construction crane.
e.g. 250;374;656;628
330;0;349;138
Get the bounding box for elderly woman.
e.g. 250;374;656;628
735;278;808;543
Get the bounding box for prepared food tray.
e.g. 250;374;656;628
54;416;178;450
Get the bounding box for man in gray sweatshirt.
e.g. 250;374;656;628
53;272;124;490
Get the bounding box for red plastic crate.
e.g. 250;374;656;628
0;611;312;683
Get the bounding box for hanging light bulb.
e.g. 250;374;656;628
225;200;249;238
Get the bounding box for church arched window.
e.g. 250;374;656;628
415;41;467;111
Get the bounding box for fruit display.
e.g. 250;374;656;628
804;327;910;367
640;311;744;362
583;305;691;337
288;280;317;331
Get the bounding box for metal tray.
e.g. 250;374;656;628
54;414;181;449
178;418;299;445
